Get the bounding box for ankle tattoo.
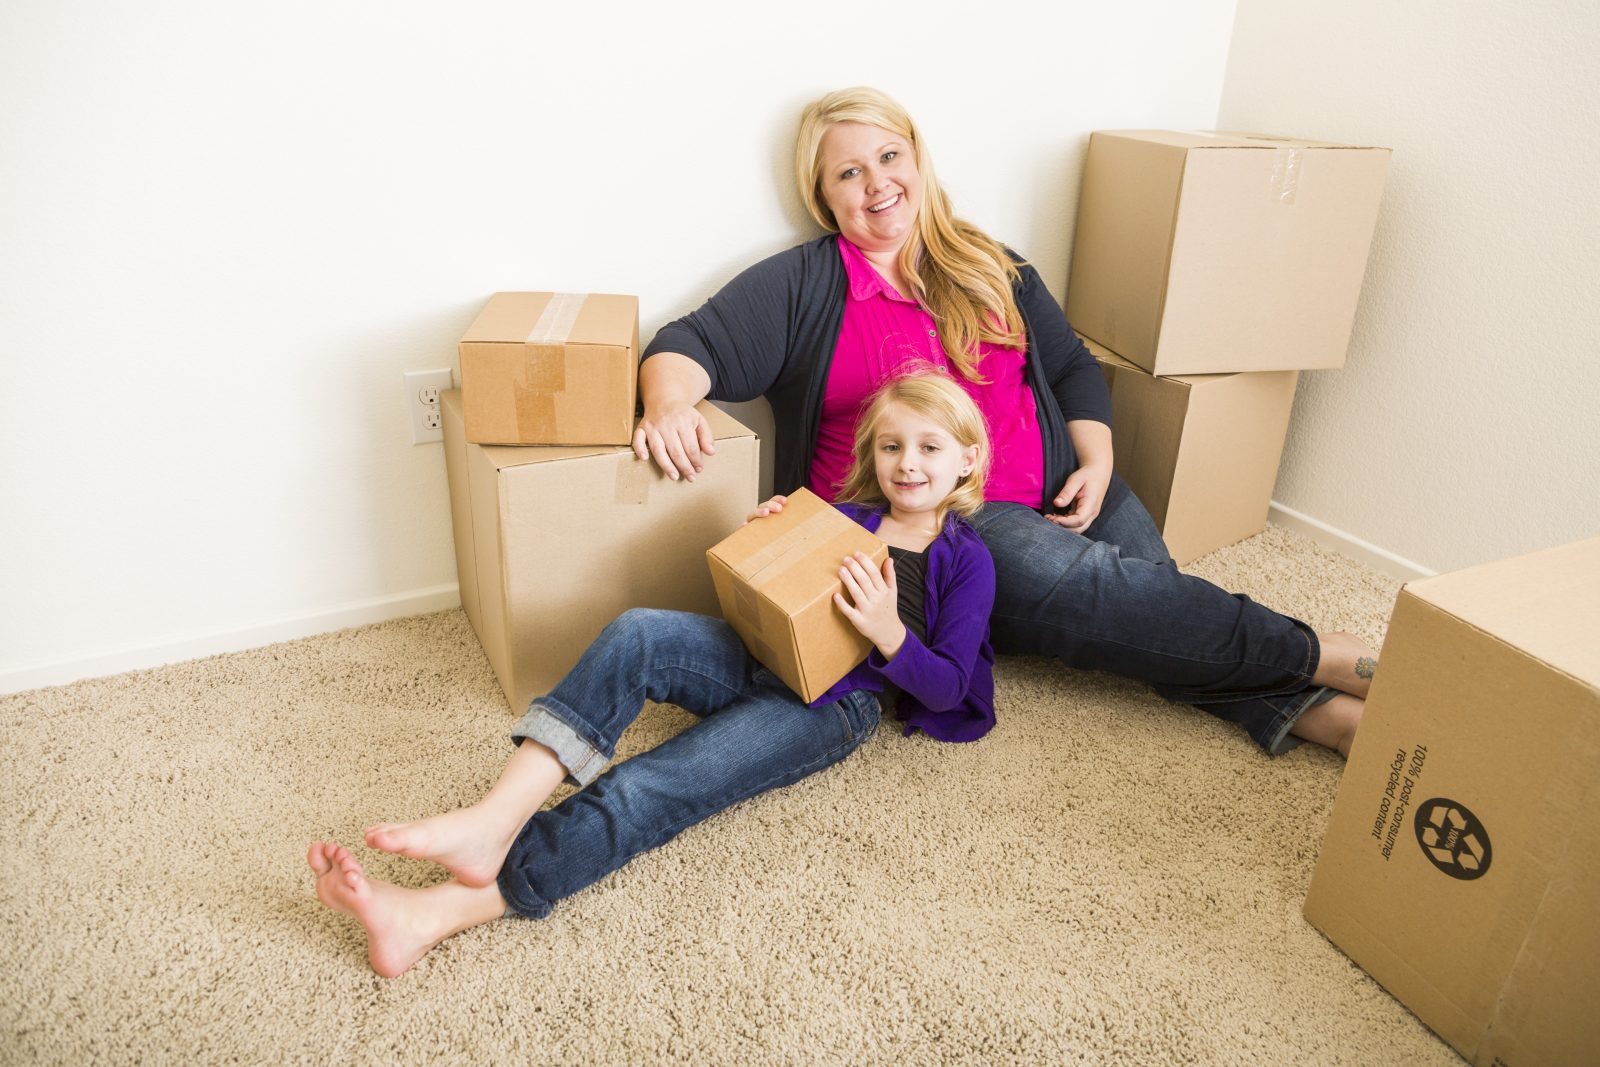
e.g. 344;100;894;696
1355;656;1377;680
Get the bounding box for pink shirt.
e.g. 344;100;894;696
807;237;1046;508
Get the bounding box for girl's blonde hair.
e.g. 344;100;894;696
834;367;990;524
795;86;1026;383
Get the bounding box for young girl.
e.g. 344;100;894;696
308;369;997;977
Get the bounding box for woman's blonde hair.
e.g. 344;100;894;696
795;86;1026;383
834;367;990;524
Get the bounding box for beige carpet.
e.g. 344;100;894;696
1;524;1459;1065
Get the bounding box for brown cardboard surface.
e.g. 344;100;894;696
1304;537;1600;1066
1067;130;1390;375
458;291;639;446
1089;337;1296;565
442;389;759;711
705;487;887;703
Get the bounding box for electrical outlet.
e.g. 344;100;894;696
405;369;453;444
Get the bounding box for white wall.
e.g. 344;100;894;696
1219;0;1600;575
1;0;1240;691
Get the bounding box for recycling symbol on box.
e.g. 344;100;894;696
1414;798;1492;880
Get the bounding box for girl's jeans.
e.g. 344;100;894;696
969;474;1330;756
497;608;880;918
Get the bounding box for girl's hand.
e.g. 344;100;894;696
833;552;906;660
745;495;788;524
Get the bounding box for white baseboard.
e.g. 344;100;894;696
1;584;462;697
1268;502;1435;582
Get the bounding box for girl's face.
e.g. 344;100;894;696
817;122;921;255
870;401;977;523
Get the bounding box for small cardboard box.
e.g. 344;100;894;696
458;291;639;446
1089;337;1297;565
442;389;759;711
1304;537;1600;1067
1067;130;1390;376
705;487;887;703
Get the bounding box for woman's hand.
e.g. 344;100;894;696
833;552;906;660
634;403;715;483
745;495;788;523
633;353;715;482
1049;461;1111;532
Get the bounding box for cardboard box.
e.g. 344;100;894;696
1067;130;1390;375
1089;337;1297;565
1304;538;1600;1067
458;291;639;446
705;487;887;703
442;388;759;711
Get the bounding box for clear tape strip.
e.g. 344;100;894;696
526;292;586;345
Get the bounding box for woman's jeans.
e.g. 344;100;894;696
969;474;1330;756
497;608;880;919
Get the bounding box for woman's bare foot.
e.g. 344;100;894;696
1312;631;1380;699
1289;693;1363;758
364;807;516;889
307;841;505;977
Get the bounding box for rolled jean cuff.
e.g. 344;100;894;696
1262;686;1338;757
510;702;609;788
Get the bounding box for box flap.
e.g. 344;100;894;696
1081;334;1237;387
460;292;638;347
701;402;760;442
1406;537;1600;687
1100;129;1387;152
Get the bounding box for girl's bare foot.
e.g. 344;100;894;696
364;808;516;889
306;841;505;977
1289;693;1363;758
365;739;568;887
1312;631;1379;699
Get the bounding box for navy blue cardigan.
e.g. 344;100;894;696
644;234;1113;512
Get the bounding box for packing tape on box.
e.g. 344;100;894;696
514;351;562;439
748;632;779;675
735;583;763;631
527;292;586;345
613;455;652;505
1270;148;1302;205
735;508;848;583
510;293;586;440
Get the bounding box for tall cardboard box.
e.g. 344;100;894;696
458;291;639;446
1089;337;1297;565
705;488;887;703
1067;130;1390;375
1304;538;1600;1067
442;389;759;711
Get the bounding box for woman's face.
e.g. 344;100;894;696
817;121;921;255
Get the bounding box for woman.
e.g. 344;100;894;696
632;86;1376;758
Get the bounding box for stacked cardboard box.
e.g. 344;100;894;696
1067;130;1390;560
443;292;760;712
1303;537;1600;1065
459;291;639;446
443;390;758;712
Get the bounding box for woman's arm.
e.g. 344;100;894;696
633;352;715;482
1012;261;1115;527
635;244;814;480
1015;262;1113;428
